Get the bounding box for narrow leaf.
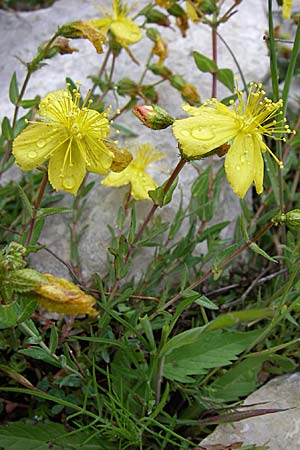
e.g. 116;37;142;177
217;68;235;92
9;72;19;105
193;51;218;73
18;184;33;218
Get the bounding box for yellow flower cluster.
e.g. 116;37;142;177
173;83;294;198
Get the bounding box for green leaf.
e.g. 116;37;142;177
207;308;274;331
193;51;218;73
15;297;37;323
0;303;18;329
17;184;33;218
49;325;58;354
149;177;178;207
128;204;136;244
37;206;72;218
216;68;235;92
208;356;266;401
0;421;110;450
18;348;60;366
249;242;278;263
18;97;40;108
163;330;261;382
9;72;19;105
1;116;13;140
195;295;219;310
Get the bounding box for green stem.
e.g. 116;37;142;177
90;47;112;96
268;0;279;101
162;221;274;311
94;53;116;106
25;172;48;246
281;17;300;117
19;322;82;377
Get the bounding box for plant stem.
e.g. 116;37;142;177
19;322;82;377
25;172;48;246
90;47;112;96
211;25;218;98
268;0;279;102
125;157;187;263
94;53;116;106
162;221;274;311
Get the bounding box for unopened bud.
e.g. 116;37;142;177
133;104;174;129
273;209;300;230
142;6;170;26
181;82;201;105
148;64;172;79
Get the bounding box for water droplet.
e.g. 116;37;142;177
28;151;37;159
37;139;46;148
236;165;241;171
240;155;246;163
180;129;190;137
191;128;215;140
63;177;75;189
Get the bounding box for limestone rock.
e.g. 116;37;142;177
200;373;300;450
0;0;269;279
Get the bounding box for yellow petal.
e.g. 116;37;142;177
101;168;132;188
110;18;142;46
82;137;113;174
88;17;113;35
282;0;293;19
13;122;68;170
130;171;157;200
224;133;256;198
48;142;86;194
252;134;264;195
39;89;74;121
172;114;236;158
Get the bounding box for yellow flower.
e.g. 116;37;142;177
282;0;293;19
13;86;114;195
173;83;294;198
89;0;142;47
34;274;97;316
101;143;165;200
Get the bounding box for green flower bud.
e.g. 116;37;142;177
133;104;174;129
273;209;300;230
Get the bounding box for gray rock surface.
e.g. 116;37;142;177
0;0;269;279
199;373;300;450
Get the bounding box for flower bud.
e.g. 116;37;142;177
148;64;173;79
273;209;300;230
133;104;174;130
181;82;201;105
142;6;170;26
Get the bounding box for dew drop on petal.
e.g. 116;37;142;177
180;129;190;137
37;139;46;148
63;177;75;190
28;151;37;159
191;128;215;140
236;165;241;171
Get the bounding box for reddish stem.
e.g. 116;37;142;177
25;172;48;246
125;157;187;263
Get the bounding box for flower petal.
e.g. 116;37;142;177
224;133;256;198
130;171;157;200
39;90;74;121
252;134;264;195
48;142;86;195
13;123;68;170
110;18;142;46
172;114;237;158
101;168;132;188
